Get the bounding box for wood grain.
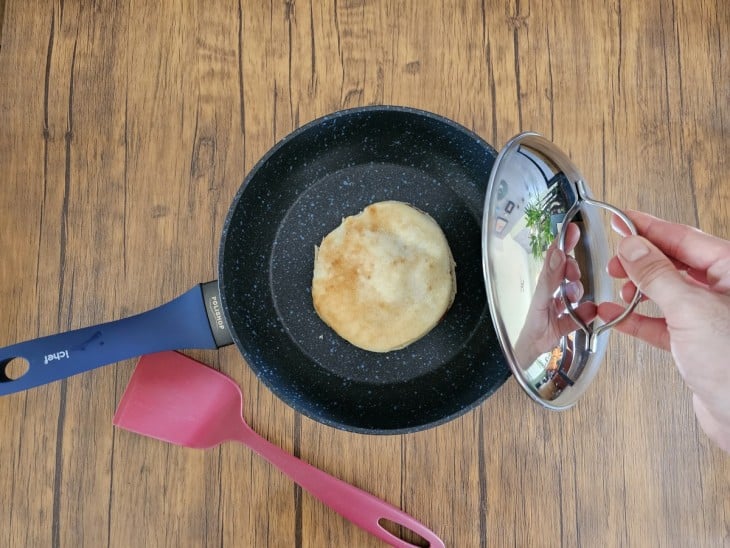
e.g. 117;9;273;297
0;1;728;547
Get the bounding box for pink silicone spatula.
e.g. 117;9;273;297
113;351;444;548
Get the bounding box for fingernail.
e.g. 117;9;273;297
619;237;649;261
549;248;564;271
565;281;582;301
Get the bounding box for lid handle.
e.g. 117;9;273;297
557;180;642;352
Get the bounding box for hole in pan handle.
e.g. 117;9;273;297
0;282;231;396
557;180;643;353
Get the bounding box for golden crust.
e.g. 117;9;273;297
312;201;456;352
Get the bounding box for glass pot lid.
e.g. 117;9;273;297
482;132;641;409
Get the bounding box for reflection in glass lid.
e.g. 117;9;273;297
481;133;640;410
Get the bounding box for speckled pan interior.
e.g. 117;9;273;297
219;106;510;434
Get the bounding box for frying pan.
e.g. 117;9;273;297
0;106;510;433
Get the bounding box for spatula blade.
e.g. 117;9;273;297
113;351;243;448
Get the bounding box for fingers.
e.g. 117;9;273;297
615;235;697;314
534;247;567;304
597;302;671;351
610;256;711;304
611;211;730;273
621;271;712;303
607;255;627;278
536;247;582;300
707;256;730;293
609;252;698;280
535;224;585;308
556;301;597;338
552;280;584;313
546;222;580;254
565;256;581;281
608;250;712;293
610;214;634;237
564;280;584;302
563;222;581;254
608;256;648;303
619;281;648;304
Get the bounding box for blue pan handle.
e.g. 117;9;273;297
0;281;233;396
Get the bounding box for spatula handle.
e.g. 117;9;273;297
241;432;445;548
0;284;224;395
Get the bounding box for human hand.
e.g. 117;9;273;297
513;223;597;367
597;210;730;453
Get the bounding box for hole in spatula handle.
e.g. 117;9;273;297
2;357;30;381
378;518;431;547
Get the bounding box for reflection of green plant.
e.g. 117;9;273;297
524;201;553;259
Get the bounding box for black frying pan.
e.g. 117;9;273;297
0;106;509;434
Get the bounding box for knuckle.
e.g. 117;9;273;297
634;259;675;293
707;254;730;293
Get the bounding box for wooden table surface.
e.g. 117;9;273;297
1;1;728;547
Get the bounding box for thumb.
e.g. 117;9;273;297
617;235;693;313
